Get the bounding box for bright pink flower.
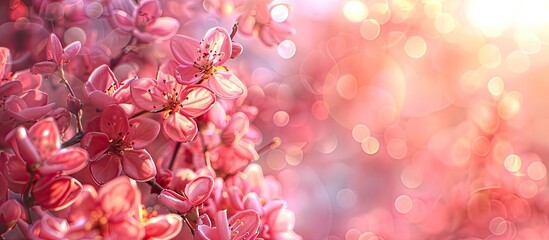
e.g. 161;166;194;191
0;80;54;124
80;104;159;184
111;0;179;43
29;212;71;240
196;209;260;240
5;117;88;176
30;34;81;75
68;176;144;239
0;199;22;235
158;175;214;213
131;78;215;142
170;27;246;98
0;47;42;90
31;175;83;211
82;64;135;111
142;213;183;240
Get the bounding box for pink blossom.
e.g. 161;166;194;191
170;27;246;98
0;47;42;90
237;2;295;47
131;77;215;142
82;64;135;111
80;104;159;184
30;34;81;75
158;175;214;213
0;199;23;236
143;213;183;240
196;209;260;240
111;0;179;43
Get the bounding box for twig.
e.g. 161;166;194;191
168;141;182;170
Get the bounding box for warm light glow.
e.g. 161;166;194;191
271;4;290;22
504;154;522;173
343;0;369;22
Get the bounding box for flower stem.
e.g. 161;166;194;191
146;179;164;193
257;137;281;155
23;167;36;224
59;67;83;133
230;22;239;39
198;131;212;168
182;215;196;236
61;130;85;148
168;141;182;170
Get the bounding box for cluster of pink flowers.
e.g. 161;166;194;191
0;0;299;239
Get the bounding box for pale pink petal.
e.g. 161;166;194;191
127;117;160;149
215;210;231;240
206;102;227;129
98;176;140;217
255;3;271;23
243;193;263;214
100;104;129;140
233;140;258;160
130;78;167;112
47;34;63;64
196;225;220;240
103;217;144;239
0;47;11;79
258;27;276;47
144;17;179;40
84;64;118;95
121;149;156;182
68;185;98;222
41;147;89;175
230;42;243;59
157;60;178;83
175;64;201;85
136;0;161;21
31;212;70;239
112;10;135;32
27;117;61;159
90;154;122;185
237;14;256;35
6;97;55;122
19;89;49;107
143;214;183;239
229;209;260;239
62;41;81;63
132;29;156;43
157;189;193;213
209;71;245;99
184;176;214;206
88;91;118;110
180;85;215;117
5;126;41;165
170;35;199;65
80;132;110;160
269;208;296;232
162;113;197;142
0;80;22;97
202;27;232;65
30;61;57;74
14;71;42;90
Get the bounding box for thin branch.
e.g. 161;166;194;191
168;141;182;170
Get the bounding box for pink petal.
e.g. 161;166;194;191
144;17;179;40
100;104;129;140
6;97;55;122
121;149;156;182
5;126;41;165
157;189;193;213
103;217;144;239
68;185;98;222
31;214;69;239
47;34;63;64
269;208;296;232
130;78;167;112
98;176;140;218
112;10;135;32
157;60;178;84
243;193;263;215
237;14;256;35
84;64;118;95
209;70;245;99
14;71;42;90
215;210;231;240
223;112;249;139
258;27;276;47
175;63;201;85
0;80;22;97
228;209;260;240
30;61;57;75
62;41;81;63
180;85;215;117
206;102;227;129
41;147;89;175
0;47;11;79
196;225;220;240
170;35;199;65
143;214;183;240
184;176;214;206
19;89;49;107
7;155;30;184
27;117;61;159
32;176;83;211
202;27;232;65
90;154;122;185
230;42;243;59
162;113;197;142
127;117;160;149
80;132;110;160
88;91;118;110
233;140;258;160
136;0;161;21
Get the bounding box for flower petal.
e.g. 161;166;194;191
0;47;11;79
90;154;122;185
88;91;118;110
80;132;110;160
228;209;260;240
41;147;89;175
100;104;129;140
130;78;167;112
269;208;296;232
30;61;57;75
180;85;215;117
144;214;183;240
98;176;140;218
127;117;160;149
184;176;214;206
84;64;118;96
112;10;135;32
202;27;232;65
170;35;199;65
6;126;41;165
14;71;42;90
162;113;197;142
32;176;83;211
121;149;156;182
19;89;49;107
47;34;63;64
158;189;193;213
144;17;179;40
62;41;81;63
27;117;61;159
136;0;161;21
175;64;201;85
209;70;245;99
